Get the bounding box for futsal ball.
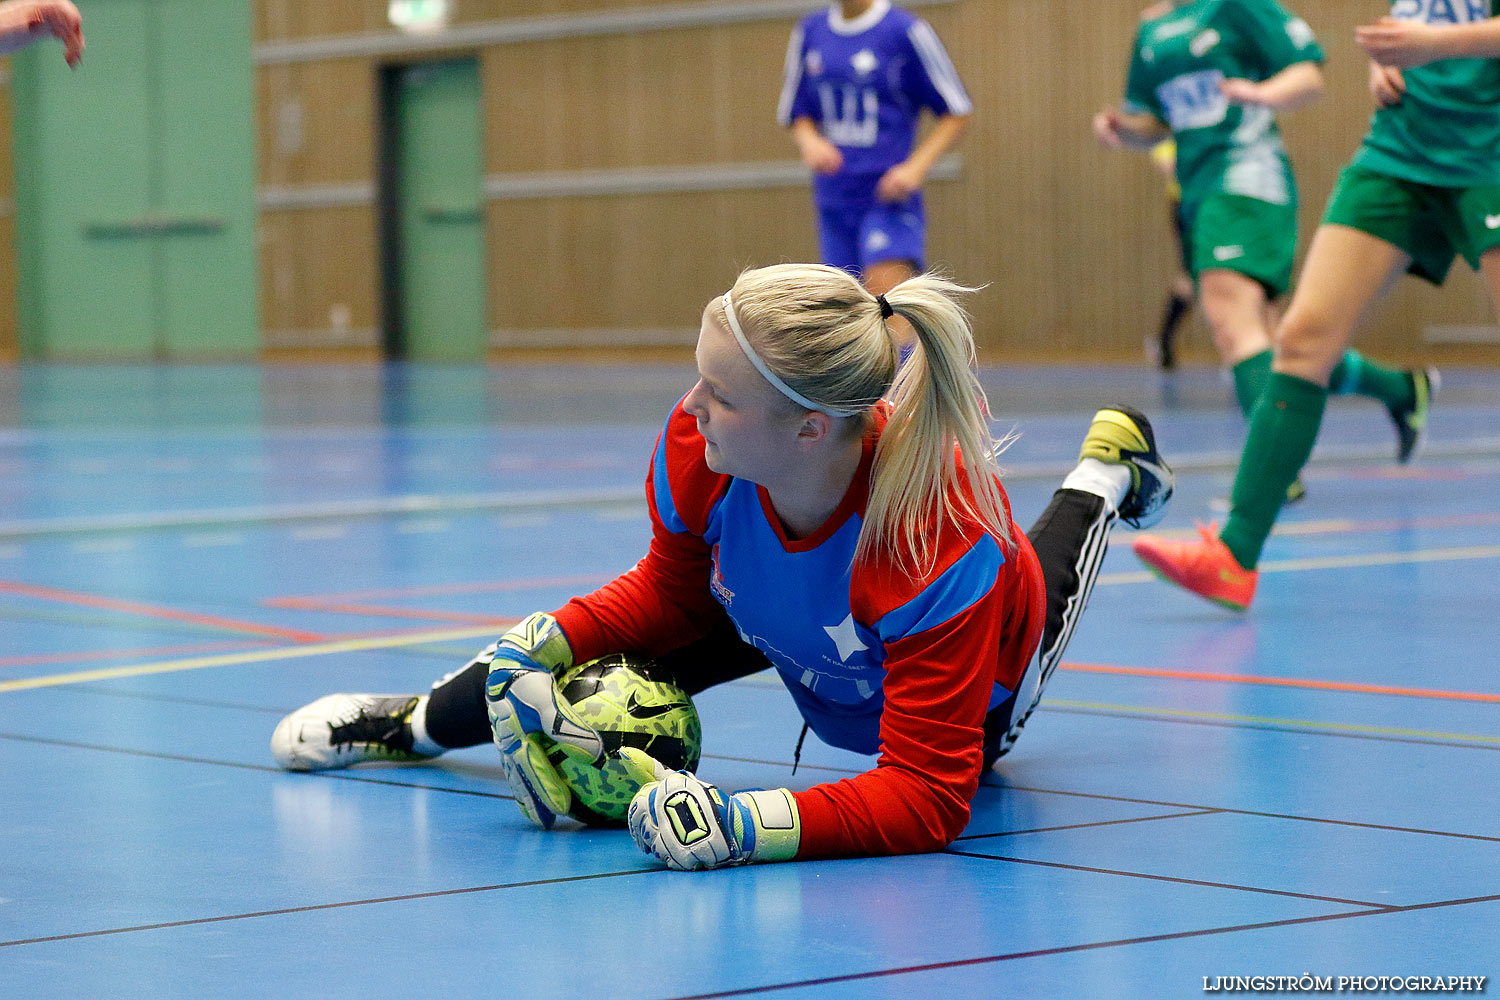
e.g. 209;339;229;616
552;653;702;826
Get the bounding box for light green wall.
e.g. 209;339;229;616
13;0;256;360
396;58;487;362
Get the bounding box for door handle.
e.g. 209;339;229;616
420;205;482;224
83;215;227;239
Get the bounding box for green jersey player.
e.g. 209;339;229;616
1096;0;1425;486
1135;2;1500;610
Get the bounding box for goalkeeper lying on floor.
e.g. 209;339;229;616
271;263;1174;871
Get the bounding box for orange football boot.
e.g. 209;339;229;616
1132;522;1257;611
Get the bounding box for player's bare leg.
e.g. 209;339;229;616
864;258;918;352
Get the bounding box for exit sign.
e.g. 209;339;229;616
389;0;451;33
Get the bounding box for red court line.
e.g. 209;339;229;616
0;580;327;643
0;639;278;670
297;602;514;625
328;617;519;639
1062;661;1500;704
264;572;612;608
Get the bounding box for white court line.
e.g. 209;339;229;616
0;486;640;539
181;533;246;548
5;435;1498;541
396;519;451;534
69;538;135;555
0;624;503;694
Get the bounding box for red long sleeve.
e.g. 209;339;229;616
794;534;1043;858
552;402;728;665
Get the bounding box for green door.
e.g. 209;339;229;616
11;0;255;360
395;59;487;362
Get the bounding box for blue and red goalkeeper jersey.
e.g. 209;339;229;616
553;400;1045;859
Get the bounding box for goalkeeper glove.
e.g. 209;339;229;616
482;612;602;830
623;748;801;871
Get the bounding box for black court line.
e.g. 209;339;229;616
705;752;862;776
0;731;514;800
953;809;1222;843
0;867;658;949
44;675;1497;763
52;684;292;715
654;892;1500;1000
9;728;1498;848
989;782;1500;845
1041;704;1500;754
945;849;1394;909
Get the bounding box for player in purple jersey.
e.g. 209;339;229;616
778;1;971;335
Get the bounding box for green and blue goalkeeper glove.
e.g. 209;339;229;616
482;612;602;829
623;748;801;870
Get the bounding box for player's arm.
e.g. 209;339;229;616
876;112;968;203
1094;106;1171;150
880;17;972;202
552;406;724;665
0;0;83;64
790;590;1005;858
778;20;841;176
489;410;724;830
625;591;1003;870
790;115;844;176
1219;59;1324;111
553;522;720;663
1368;58;1407;108
1104;23;1173;151
1357;14;1500;67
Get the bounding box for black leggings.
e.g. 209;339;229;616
424;488;1114;761
423;607;769;749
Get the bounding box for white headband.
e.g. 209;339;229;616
720;292;863;417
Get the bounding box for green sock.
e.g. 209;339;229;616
1328;349;1414;411
1220;373;1328;569
1231;350;1273;419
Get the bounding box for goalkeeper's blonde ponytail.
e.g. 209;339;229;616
719;264;1012;578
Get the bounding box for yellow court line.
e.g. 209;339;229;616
7;544;1500;695
1097;543;1500;585
0;624;503;694
1046;699;1500;746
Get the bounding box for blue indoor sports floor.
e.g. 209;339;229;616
1;362;1497;998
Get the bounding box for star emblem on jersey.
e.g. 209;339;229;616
806;49;823;76
851;49;878;76
1213;245;1245;262
865;229;890;252
824;614;868;662
1485;214;1500;230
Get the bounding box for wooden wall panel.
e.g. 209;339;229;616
258;206;381;354
246;0;1499;363
485;22;798;172
256;2;398;42
489;186;819;337
258;59;377;186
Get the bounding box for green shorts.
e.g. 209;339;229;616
1323;164;1500;286
1182;193;1298;298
